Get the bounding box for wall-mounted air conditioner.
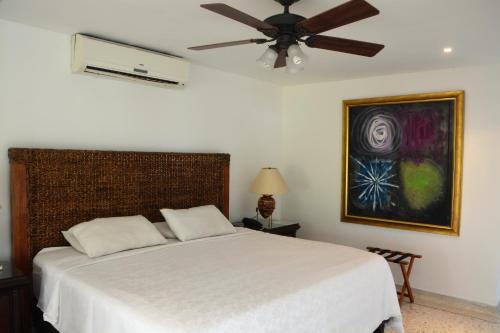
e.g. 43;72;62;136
71;34;189;88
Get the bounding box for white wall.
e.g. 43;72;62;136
0;19;282;259
281;64;500;306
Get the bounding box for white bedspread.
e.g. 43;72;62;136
34;228;403;333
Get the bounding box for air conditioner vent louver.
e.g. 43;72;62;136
85;66;180;86
72;34;189;88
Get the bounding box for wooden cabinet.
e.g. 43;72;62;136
262;222;301;237
242;219;301;237
0;262;31;333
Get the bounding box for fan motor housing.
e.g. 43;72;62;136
262;13;306;36
261;13;306;50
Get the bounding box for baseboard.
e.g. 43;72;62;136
397;285;500;323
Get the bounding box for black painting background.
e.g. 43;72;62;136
346;101;455;227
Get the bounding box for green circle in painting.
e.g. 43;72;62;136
400;160;444;210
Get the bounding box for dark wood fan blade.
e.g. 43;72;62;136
201;3;278;32
274;49;287;68
297;0;379;34
188;39;266;50
306;35;384;57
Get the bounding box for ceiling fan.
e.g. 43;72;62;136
188;0;384;73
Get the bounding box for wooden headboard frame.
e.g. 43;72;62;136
9;148;230;273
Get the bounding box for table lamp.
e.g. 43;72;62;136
250;167;288;226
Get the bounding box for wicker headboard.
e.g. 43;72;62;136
9;148;230;272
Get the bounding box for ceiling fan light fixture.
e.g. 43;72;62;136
286;44;307;74
287;44;308;65
257;47;278;70
286;56;304;74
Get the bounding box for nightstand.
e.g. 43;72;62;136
0;261;31;333
263;221;301;237
242;219;301;237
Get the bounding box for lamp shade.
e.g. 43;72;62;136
256;47;278;70
287;44;308;65
286;44;307;74
250;168;289;195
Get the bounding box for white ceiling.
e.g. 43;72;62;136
1;0;499;85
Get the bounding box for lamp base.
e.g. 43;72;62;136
257;195;275;220
255;208;274;228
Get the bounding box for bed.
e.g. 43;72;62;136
9;148;403;333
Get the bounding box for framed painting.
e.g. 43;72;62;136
341;91;464;235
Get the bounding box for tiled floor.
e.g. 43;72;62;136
387;289;500;333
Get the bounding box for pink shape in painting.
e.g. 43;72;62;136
401;113;436;154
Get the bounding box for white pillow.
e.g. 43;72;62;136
62;230;86;253
64;215;167;258
160;205;236;241
153;222;177;239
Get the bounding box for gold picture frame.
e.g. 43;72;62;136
341;91;464;236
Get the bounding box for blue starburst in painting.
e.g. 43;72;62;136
350;156;399;211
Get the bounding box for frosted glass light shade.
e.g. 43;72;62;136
286;44;307;74
257;47;278;70
287;44;308;65
286;57;304;74
250;168;289;195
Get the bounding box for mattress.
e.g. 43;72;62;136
34;227;403;333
